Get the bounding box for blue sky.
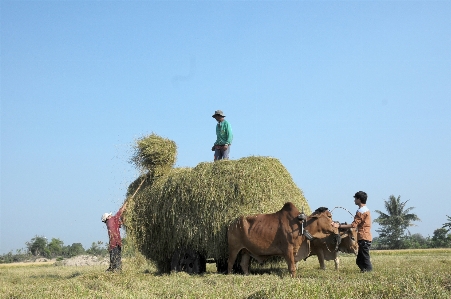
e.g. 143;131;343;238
1;0;450;254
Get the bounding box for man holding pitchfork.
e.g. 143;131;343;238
101;178;146;272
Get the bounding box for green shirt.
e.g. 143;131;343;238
214;120;233;145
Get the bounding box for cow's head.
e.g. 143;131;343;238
304;207;340;239
338;223;358;255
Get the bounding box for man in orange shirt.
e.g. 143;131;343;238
333;191;373;272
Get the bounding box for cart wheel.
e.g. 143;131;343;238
216;257;243;274
216;258;228;274
171;248;206;274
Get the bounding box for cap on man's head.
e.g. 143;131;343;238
212;110;226;118
101;212;112;222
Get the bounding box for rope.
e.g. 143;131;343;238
324;240;334;253
330;206;354;219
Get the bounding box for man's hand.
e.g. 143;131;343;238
212;145;228;151
331;221;340;229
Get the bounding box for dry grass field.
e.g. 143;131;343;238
1;249;450;298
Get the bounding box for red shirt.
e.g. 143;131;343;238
106;210;123;250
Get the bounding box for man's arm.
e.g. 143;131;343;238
225;121;233;145
334;213;362;229
335;223;352;229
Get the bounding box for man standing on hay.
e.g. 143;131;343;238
212;109;233;161
101;200;127;272
333;191;373;273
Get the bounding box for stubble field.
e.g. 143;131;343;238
1;249;450;299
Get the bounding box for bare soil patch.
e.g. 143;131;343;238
0;255;109;267
55;255;109;266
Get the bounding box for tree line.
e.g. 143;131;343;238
1;195;450;263
372;195;451;250
0;239;109;263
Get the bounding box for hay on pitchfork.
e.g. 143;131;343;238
129;133;177;177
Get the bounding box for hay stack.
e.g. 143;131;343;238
124;134;310;272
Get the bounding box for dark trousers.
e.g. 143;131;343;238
214;145;230;160
109;246;122;271
356;240;372;272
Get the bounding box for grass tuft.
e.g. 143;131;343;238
2;250;450;298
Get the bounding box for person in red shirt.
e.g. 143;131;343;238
101;200;127;272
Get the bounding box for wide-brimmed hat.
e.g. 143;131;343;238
212;110;226;117
101;212;112;222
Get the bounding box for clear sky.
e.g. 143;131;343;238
1;0;450;254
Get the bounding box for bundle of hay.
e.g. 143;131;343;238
129;133;177;177
124;134;310;273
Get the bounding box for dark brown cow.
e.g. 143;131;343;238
227;203;339;277
306;224;358;270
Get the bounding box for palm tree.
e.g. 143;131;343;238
374;195;421;249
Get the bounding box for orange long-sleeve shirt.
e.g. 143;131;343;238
351;206;372;241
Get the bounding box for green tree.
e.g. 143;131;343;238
370;237;385;250
430;228;451;248
374;195;421;249
47;238;64;257
442;215;451;232
403;233;429;249
26;236;50;257
63;243;85;257
86;241;108;256
0;252;14;263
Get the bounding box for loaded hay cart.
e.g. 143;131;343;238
123;134;311;274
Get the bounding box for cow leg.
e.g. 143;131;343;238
334;254;339;271
316;250;326;270
284;253;297;278
227;247;241;274
239;251;251;275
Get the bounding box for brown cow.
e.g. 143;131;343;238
227;203;339;277
306;224;358;270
